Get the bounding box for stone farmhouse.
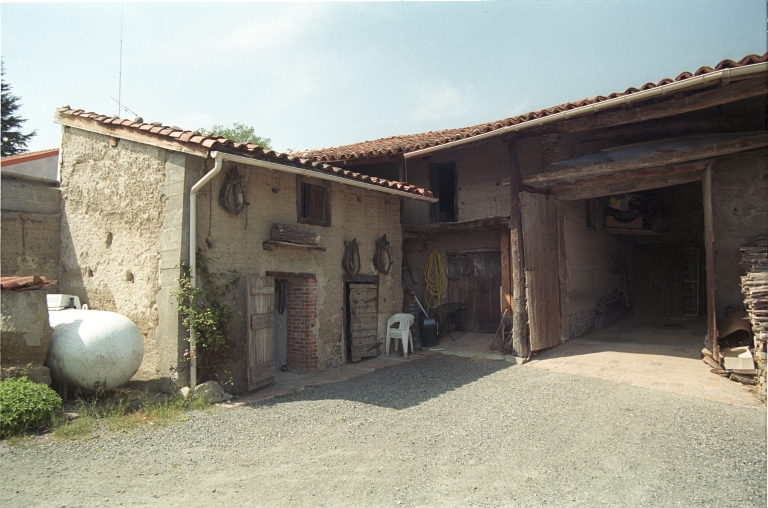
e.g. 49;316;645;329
43;111;435;391
2;53;765;396
295;53;767;367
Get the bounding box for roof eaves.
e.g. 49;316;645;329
53;108;434;200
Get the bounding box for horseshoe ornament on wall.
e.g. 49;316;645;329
219;165;249;216
342;238;361;278
373;234;394;275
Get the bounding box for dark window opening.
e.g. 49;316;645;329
297;178;331;227
429;162;457;223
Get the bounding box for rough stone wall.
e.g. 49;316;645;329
1;289;53;385
561;199;623;339
712;157;768;314
403;144;511;225
195;162;403;372
1;178;61;283
58;128;170;381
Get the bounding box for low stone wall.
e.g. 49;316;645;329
0;289;53;385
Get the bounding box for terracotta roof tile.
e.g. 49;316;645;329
294;53;768;162
1;148;59;165
55;107;432;200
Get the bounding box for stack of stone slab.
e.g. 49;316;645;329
739;235;767;402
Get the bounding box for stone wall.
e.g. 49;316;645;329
561;199;623;339
194;161;404;373
403;143;511;225
57;127;173;381
712;156;768;314
1;178;61;283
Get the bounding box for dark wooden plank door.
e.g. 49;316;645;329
472;252;502;333
247;276;275;390
348;283;379;361
445;252;501;333
446;254;474;330
521;192;561;351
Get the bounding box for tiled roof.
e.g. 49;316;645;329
1;148;59;166
295;53;768;162
54;109;431;199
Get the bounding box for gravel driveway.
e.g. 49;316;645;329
2;355;765;507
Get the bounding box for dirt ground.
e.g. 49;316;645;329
1;355;766;507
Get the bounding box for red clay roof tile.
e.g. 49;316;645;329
294;53;767;162
55;107;432;199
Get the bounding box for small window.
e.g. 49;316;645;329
297;177;331;227
428;162;457;223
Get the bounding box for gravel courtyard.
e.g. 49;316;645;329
2;355;765;507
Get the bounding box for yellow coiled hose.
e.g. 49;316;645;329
424;250;447;312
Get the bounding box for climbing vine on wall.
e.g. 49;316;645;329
175;251;239;382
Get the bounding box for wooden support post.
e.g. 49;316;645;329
507;141;530;358
500;226;512;316
702;166;719;361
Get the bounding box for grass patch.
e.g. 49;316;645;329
52;415;97;440
49;390;211;441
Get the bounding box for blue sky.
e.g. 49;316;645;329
1;1;765;153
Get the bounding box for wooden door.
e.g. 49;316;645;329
521;192;561;351
446;254;474;330
247;276;275;390
471;252;502;333
348;283;379;361
445;252;502;333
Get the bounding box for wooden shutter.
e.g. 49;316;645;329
521;192;561;351
247;276;275;390
348;283;379;361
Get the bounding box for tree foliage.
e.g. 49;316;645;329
205;123;272;149
1;63;36;157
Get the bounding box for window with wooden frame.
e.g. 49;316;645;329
297;177;331;227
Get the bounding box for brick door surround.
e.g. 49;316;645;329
286;278;319;372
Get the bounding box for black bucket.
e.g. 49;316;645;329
420;317;438;347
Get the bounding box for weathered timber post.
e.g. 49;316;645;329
507;141;530;358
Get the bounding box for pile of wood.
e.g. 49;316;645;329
739;235;767;401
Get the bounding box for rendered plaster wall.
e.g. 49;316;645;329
712;156;768;313
561;199;623;338
195;162;403;372
403;144;511;225
57;127;179;381
1;178;61;282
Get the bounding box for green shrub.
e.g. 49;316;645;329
0;377;62;438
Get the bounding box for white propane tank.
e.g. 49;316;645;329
46;309;144;392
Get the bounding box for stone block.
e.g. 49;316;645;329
1;289;53;366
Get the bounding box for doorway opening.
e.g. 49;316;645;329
429;162;457;223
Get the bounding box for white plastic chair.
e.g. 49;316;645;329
386;313;415;357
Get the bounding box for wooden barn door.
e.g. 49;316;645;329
348;283;379;362
521;192;561;351
247;276;275;390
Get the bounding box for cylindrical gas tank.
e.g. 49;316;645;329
46;309;144;392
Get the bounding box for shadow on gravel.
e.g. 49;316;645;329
257;355;513;410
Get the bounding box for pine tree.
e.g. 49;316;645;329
1;63;36;157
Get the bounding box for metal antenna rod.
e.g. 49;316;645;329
118;4;124;116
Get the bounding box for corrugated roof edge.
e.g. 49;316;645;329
295;53;768;162
53;109;433;199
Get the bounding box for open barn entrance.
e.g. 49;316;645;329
559;180;709;351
